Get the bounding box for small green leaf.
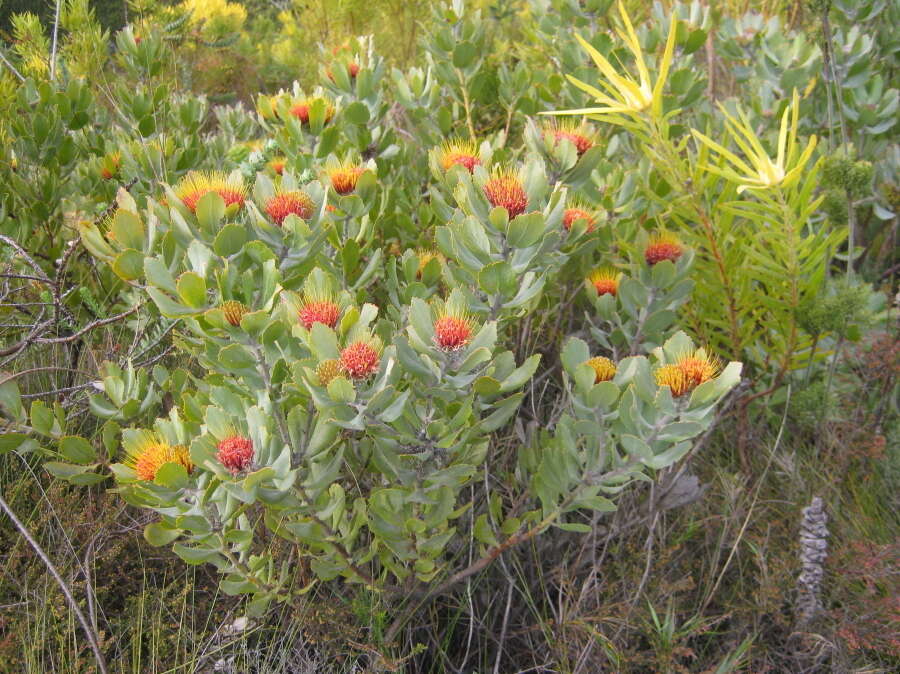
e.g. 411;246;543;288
213;223;248;256
59;436;96;464
176;271;207;308
144;521;182;547
343;101;370;125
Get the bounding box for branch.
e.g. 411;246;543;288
34;304;142;344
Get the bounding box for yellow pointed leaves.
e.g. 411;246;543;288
691;90;817;193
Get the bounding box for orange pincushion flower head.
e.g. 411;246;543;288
216;434;254;475
340;335;382;379
265;188;314;226
327;159;366;195
438;139;481;173
433;304;476;352
125;435;193;482
483;167;528;218
221;300;249;327
585;356;617;383
268;156;287;175
563;202;598;232
546;119;595;156
315;358;343;386
289;96;335;125
644;231;684;266
587;268;621;296
175;171;247;213
298;296;341;329
654;349;721;398
290;270;342;330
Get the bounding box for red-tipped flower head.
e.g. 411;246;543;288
298;298;340;329
265;189;314;226
483;168;528;218
328;161;366;195
175;171;247;213
340;337;382;379
216;435;254;475
587;268;620;296
434;308;475;352
438;139;481;173
563;206;597;233
268;157;286;175
644;232;684;266
289;97;335;125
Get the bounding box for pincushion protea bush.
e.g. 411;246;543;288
4;0;896;668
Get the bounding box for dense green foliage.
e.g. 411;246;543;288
0;0;896;671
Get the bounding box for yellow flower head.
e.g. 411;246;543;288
585;356;617;383
438;139;481;173
125;435;193;482
587;268;620;296
654;349;721;397
175;171;247;213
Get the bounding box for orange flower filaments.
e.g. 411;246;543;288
483;168;528;218
297;293;341;329
175;171;247;213
438;139;481;173
434;308;475;351
654;350;721;398
585;356;616;383
547;119;595;156
644;232;684;266
340;337;382;379
563;206;597;232
328;161;366;195
126;439;193;482
289;97;335;125
587;268;620;297
265;189;314;226
217;435;254;475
